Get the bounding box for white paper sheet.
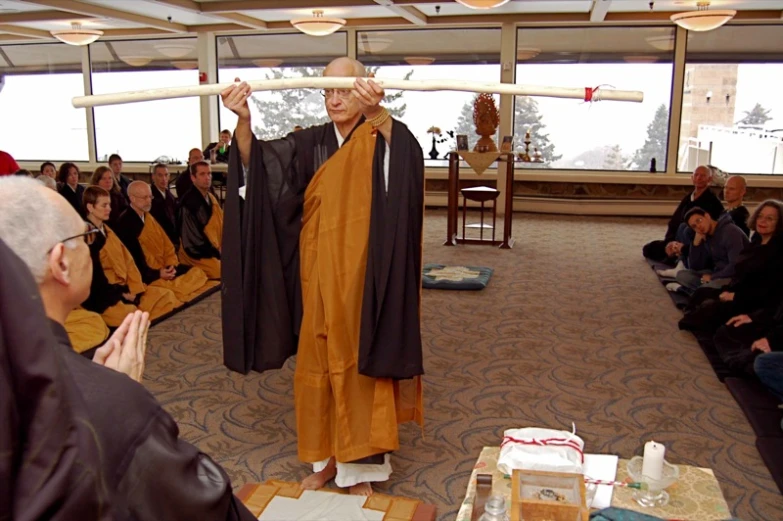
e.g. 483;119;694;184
257;490;385;521
583;453;619;509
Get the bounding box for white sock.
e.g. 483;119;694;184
665;282;682;292
657;260;685;277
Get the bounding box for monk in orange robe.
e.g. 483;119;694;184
178;161;222;279
222;58;425;495
116;181;217;303
81;186;182;326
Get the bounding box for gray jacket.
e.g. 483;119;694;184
689;212;749;279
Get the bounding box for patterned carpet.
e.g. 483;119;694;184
143;210;783;521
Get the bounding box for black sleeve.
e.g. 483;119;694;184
180;205;220;260
703;190;726;220
81;244;128;313
116;228;160;284
664;196;690;243
116;410;257;521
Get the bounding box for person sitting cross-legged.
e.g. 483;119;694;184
116;181;216;303
672;207;748;295
178;161;222;279
81;186;182;326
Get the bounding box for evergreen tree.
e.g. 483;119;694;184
603;144;627;170
452;95;559;166
631;104;668;171
738;103;772;126
250;66;411;140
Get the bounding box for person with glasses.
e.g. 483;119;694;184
0;176;257;521
116;181;215;303
81;186;182;327
219;56;425;496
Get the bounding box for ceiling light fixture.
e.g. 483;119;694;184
50;22;103;46
359;37;392;54
291;10;345;36
155;44;193;58
670;1;735;32
252;58;283;68
623;55;659;64
120;56;152;67
171;60;198;70
455;0;511;9
404;56;435;66
516;47;540;61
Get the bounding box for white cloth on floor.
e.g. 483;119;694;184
313;454;392;488
258;490;384;521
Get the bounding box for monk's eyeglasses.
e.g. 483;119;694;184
50;222;100;251
321;89;353;100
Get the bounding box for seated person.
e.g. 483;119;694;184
116;181;214;303
39;160;57;181
754;352;783;401
37;174;57;191
723;175;750;236
150;162;180;247
679;200;783;333
81;186;182;326
204;129;232;164
643;165;724;264
175;147;204;197
108;153;132;197
673;207;748;294
91;165;128;227
714;295;783;378
57;162;85;217
0;149;20;176
179;161;222;279
64;307;109;354
0;176;256;521
14;169;33;177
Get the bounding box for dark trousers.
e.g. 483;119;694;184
643;240;674;264
713;322;767;377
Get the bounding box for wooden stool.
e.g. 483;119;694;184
461;186;501;243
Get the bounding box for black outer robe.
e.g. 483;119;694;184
151;185;180;246
222;119;425;379
0;239;111;521
81;229;130;313
179;188;221;260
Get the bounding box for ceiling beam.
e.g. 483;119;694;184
153;0;267;30
373;0;427;26
199;0;375;12
0;24;51;38
215;12;267;30
0;34;36;42
0;10;92;23
18;0;188;32
589;0;611;23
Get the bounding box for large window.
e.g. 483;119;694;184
217;32;348;139
677;26;783;175
358;28;501;166
90;38;200;163
516;27;675;171
0;43;89;161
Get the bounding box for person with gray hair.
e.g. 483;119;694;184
37;173;57;190
0;176;256;521
220;56;425;495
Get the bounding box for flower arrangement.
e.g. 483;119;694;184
426;126;454;159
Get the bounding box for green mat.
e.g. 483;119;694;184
422;263;493;290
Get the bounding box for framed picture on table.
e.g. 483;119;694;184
456;134;469;151
501;135;514;153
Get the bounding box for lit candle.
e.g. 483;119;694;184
641;441;665;480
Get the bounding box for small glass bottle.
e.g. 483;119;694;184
478;495;510;521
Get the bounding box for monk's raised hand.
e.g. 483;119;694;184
221;77;252;121
352;78;385;118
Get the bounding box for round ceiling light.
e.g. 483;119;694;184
171;60;198;70
291;10;346;36
670;2;735;32
455;0;511;9
155;43;193;58
50;22;103;46
516;47;541;61
404;56;436;66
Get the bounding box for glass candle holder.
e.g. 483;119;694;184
626;456;679;507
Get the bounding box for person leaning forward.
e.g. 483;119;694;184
220;57;425;495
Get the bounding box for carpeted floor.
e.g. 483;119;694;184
143;210;783;521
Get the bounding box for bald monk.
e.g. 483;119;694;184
116;181;215;302
178;161;223;279
723;175;750;237
81;186;182;326
64;307;109;354
221;57;424;495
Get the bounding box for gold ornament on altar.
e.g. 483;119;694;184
472;93;500;153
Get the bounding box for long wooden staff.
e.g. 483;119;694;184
72;77;643;108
